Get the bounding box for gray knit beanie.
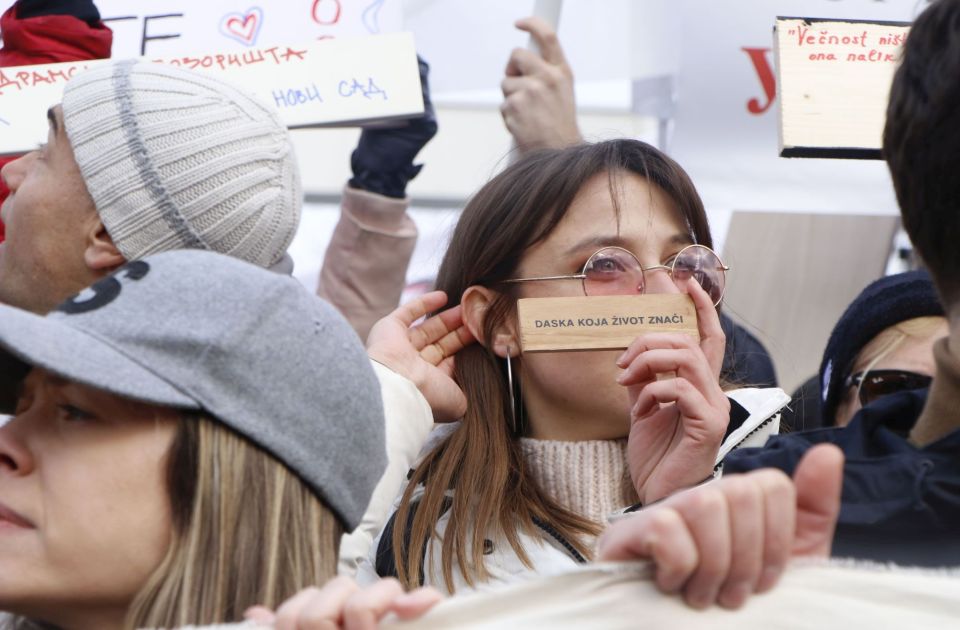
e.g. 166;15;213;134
61;60;301;269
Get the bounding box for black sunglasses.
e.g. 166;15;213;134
845;369;933;407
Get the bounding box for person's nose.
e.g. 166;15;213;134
0;151;38;194
0;413;36;478
643;265;681;295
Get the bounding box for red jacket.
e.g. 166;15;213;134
0;2;112;241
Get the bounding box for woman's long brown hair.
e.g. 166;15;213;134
393;140;713;591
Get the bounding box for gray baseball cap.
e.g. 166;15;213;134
0;250;385;530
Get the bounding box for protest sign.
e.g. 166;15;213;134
0;32;423;156
775;17;910;158
668;0;925;216
0;0;404;57
517;295;698;353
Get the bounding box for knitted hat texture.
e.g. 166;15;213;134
819;270;944;425
61;60;301;269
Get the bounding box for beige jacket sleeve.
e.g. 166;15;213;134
317;186;418;341
338;360;434;577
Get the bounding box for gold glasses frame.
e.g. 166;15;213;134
502;243;730;306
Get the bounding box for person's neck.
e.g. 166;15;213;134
524;404;628;441
520;437;637;528
909;315;960;446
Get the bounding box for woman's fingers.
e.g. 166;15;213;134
389;587;445;620
685;278;726;378
616;332;699;369
342;578;405;630
630;378;726;434
265;578;441;630
671;486;733;609
408;303;461;350
617;348;720;403
791;444;845;557
418;318;476;366
514;16;569;65
243;605;276;626
597;507;700;593
754;470;797;593
273;578;358;630
715;476;765;609
596;460;839;611
391;291;449;329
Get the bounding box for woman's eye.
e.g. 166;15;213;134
57;404;95;423
589;257;626;274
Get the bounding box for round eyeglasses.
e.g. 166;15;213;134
503;244;729;306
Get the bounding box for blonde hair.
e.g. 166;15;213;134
2;417;342;630
854;315;946;381
834;316;947;425
125;416;343;628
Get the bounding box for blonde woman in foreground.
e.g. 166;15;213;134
0;250;413;629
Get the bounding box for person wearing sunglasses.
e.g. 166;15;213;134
819;270;946;428
363;139;789;594
725;0;960;569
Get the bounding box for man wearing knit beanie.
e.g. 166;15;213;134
0;59;301;314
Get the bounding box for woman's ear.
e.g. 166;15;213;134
461;285;520;359
83;217;125;272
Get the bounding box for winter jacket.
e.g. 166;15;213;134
361;387;790;593
725;387;960;567
317;185;417;341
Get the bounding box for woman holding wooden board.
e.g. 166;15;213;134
363;139;789;594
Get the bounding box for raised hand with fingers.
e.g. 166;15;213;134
366;291;476;422
501;16;582;153
245;576;443;630
597;444;844;610
617;279;729;504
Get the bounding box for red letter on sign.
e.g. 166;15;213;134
741;47;776;115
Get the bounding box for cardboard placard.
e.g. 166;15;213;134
517;294;699;353
0;32;423;157
775;17;910;159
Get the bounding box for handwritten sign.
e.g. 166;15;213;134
0;1;403;57
0;32;423;157
517;294;699;353
775;17;911;159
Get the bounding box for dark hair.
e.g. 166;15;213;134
393;139;713;590
884;0;960;305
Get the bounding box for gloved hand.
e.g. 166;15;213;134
349;56;438;199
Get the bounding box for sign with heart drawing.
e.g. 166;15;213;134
0;1;404;58
220;7;265;47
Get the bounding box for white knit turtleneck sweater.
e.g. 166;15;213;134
519;438;639;535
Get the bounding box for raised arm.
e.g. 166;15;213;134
501;17;582;154
317;57;438;340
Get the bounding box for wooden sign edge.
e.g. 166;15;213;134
773;16;910;161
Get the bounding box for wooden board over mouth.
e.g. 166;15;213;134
517;294;699;353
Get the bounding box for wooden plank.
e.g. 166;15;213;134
0;32;424;156
774;17;909;159
720;211;898;394
517;294;699;353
